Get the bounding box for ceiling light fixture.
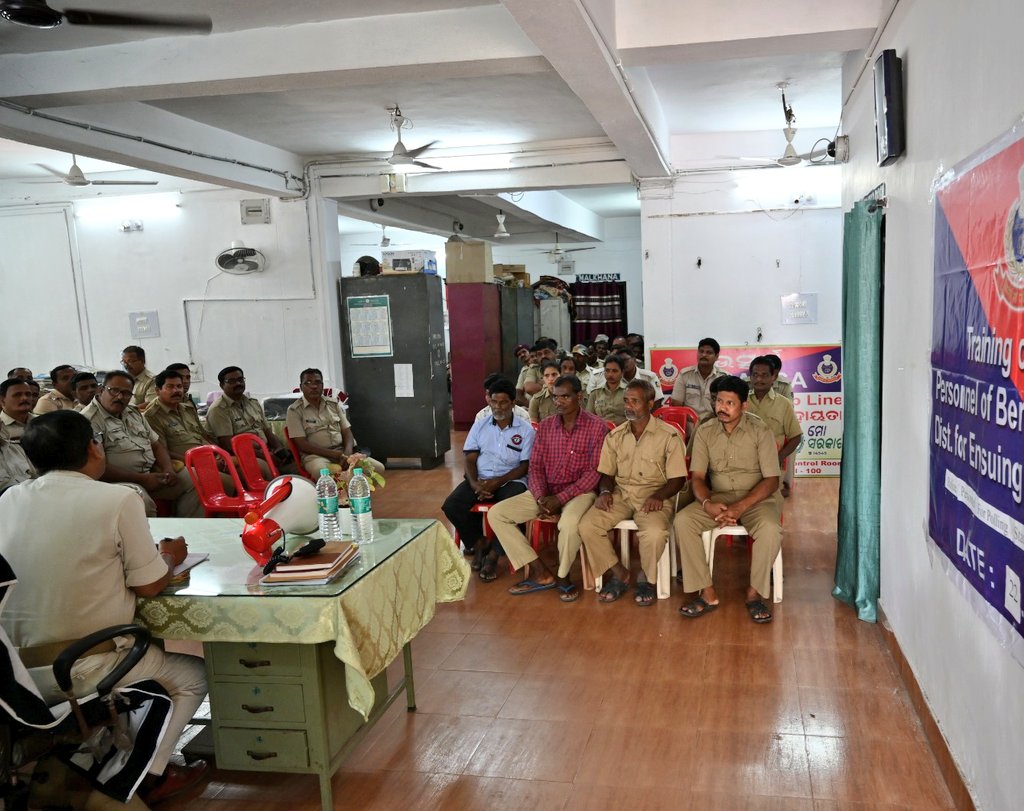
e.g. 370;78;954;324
493;210;510;239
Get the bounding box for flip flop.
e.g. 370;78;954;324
745;598;773;624
679;596;719;618
597;576;629;603
634;582;656;606
508;579;557;595
557;582;580;603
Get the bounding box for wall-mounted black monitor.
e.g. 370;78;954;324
873;48;905;166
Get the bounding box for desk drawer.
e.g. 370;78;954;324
214;682;306;724
208;642;304;677
216;728;309;770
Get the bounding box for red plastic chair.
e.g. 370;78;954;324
282;427;313;479
184;445;261;517
231;433;280;498
653;405;699;442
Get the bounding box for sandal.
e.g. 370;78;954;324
478;547;499;582
470;547;484;572
634;582;656;606
597;576;629;603
745;598;773;624
557;582;580;603
679;595;719;618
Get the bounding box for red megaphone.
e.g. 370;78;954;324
239;479;294;565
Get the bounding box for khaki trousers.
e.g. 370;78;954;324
302;454;385;480
142;468;203;518
487;490;596;576
577;491;675;583
674;491;782;599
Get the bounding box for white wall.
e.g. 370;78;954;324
640;166;843;351
841;2;1024;809
1;189;336;398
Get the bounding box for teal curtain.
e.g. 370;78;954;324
834;201;884;622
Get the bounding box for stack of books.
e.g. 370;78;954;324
260;541;360;586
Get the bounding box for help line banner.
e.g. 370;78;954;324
931;123;1024;663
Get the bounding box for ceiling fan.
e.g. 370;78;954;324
533;233;595;264
30;155;158;187
382;106;439;171
716;82;847;169
0;1;211;30
353;225;405;249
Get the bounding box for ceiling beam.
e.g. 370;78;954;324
0;102;304;196
501;0;672;179
0;6;546;107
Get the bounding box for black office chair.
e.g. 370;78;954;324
0;554;173;810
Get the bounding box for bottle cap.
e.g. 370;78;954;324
320;468;330;477
352;467;362;476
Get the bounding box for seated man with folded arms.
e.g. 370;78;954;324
33;364;77;414
144;369;238;495
528;361;561;423
0;378;34;443
674;375;782;624
0;411;210;803
745;357;802;493
442;377;534;582
285;368;384;479
578;380;687;606
121;345;156;411
476;373;530;423
0;429;34;497
667;337;726;418
71;371;98;410
488;374;608;601
81;371;203;518
206;366;297;474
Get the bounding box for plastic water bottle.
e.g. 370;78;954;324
316;468;342;541
348;467;374;544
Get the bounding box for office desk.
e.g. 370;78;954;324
137;518;469;809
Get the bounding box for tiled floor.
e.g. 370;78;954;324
166;431;954;810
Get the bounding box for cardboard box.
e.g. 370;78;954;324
382;249;437;274
445;240;493;283
492;264;531;287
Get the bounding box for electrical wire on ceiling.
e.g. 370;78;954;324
0;98;305;194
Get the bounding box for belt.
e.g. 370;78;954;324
18;638;118;670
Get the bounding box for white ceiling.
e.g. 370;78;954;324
0;0;886;236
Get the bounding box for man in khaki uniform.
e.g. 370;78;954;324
71;371;98;410
33;364;76;414
668;337;726;418
81;370;202;518
764;353;796;495
675;375;782;624
746;357;802;482
578;379;687;606
122;345;156;410
0;379;34;442
145;369;239;495
0;428;34;496
207;366;296;473
285;368;383;478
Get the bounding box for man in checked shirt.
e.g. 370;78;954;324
487;374;609;602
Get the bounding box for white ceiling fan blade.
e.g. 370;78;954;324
410;160;440;170
564;247;596;253
33;163;69;179
404;140;437;160
89;180;159;186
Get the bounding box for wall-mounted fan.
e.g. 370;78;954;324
0;1;211;31
29;154;158;187
533;233;595;264
215;242;266;275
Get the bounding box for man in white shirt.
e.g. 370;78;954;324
0;410;209;803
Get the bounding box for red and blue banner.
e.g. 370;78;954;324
931;126;1024;653
649;344;843;478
